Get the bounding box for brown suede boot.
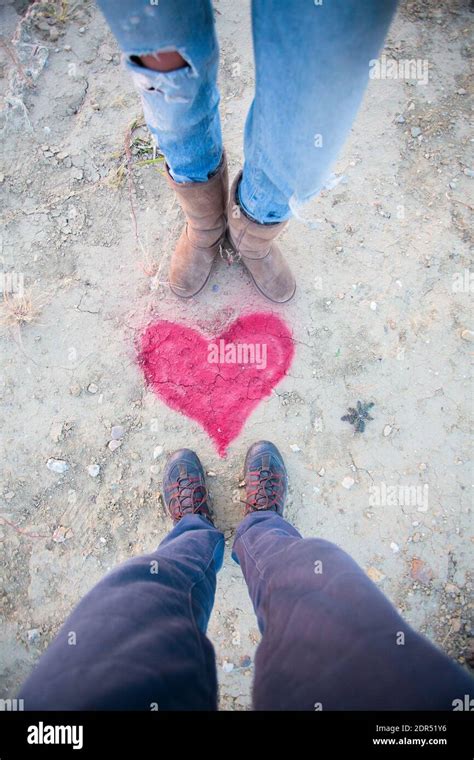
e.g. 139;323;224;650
227;172;296;303
165;154;228;298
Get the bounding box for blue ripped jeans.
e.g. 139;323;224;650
96;0;397;223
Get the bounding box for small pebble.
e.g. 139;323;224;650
99;537;107;544
87;383;98;394
222;661;234;673
383;425;392;437
88;464;100;478
111;425;124;440
69;383;81;397
445;583;459;595
390;542;400;553
366;566;385;583
317;467;325;476
411;127;421;138
410;558;433;584
153;445;164;459
46;458;69;474
370;301;377;311
396;114;405;124
342;476;355;490
463;168;474;178
290;444;301;452
108;439;122;452
460;329;473;342
27;629;41;644
206;470;217;477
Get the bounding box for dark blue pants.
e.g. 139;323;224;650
20;513;473;710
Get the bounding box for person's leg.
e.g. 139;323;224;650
96;0;227;298
96;0;222;183
240;0;399;222
233;442;474;710
226;0;398;303
20;451;224;710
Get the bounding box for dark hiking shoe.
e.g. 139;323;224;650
243;440;288;516
163;449;214;525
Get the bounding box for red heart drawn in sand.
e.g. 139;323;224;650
139;312;294;456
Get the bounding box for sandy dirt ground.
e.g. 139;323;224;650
0;0;472;710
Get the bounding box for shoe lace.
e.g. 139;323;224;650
169;475;208;519
242;469;284;512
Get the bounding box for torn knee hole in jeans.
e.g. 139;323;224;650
127;48;197;99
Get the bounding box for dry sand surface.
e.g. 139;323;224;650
0;0;472;709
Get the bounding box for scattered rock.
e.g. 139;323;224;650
410;557;433;584
390;542;400;553
88;464;100;478
46;458;69;474
87;383;98;394
463;168;474;178
240;656;252;668
206;470;217;477
108;439;122;452
411;126;421;138
52;525;73;543
370;301;378;311
366;566;385;583
317;467;325;476
396;114;405;124
445;583;459;595
383;424;392;437
111;425;125;440
27;629;41;644
290;444;301;452
460;329;473;342
341;476;355;489
153;445;164;459
222;661;234;673
69;383;81;397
